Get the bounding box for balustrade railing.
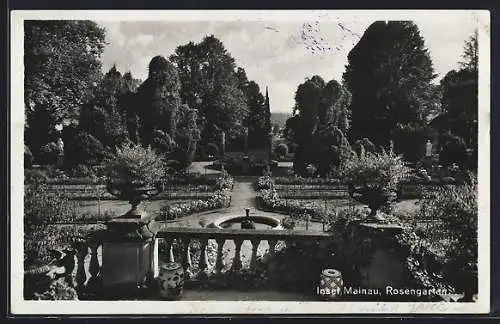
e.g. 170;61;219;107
155;227;331;279
24;238;104;300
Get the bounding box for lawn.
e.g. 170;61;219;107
281;198;421;215
74;199;193;219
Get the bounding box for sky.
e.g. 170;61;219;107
97;12;479;114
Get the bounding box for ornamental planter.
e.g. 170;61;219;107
107;182;163;219
158;262;185;300
318;269;343;300
347;183;397;222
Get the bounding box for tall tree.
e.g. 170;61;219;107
24;20;106;156
79;65;129;149
436;30;479;152
172;104;201;168
236;67;270;150
459;29;479;74
135;55;181;146
286;76;352;176
120;71;142;144
171;35;248;144
343;21;437;147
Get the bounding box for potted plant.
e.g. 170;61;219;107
105;143;167;219
340;150;410;222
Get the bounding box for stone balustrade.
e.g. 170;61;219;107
24;222;459;301
155;227;332;278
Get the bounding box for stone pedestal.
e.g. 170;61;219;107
353;223;405;291
102;240;157;288
101;217;161;293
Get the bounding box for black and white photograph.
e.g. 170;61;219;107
10;10;490;314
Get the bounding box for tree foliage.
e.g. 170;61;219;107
79;65;130;149
286;76;352;176
343;21;437;147
236;67;271;150
431;30;478;169
135;55;181;146
24;20;106;154
459;29;478;74
171;104;201;169
171;35;249;144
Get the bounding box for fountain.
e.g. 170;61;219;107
210;208;283;230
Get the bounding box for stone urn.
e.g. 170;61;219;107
347;183;397;222
158;262;185;300
107;181;163;219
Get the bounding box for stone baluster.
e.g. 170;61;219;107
75;243;88;289
198;238;209;273
85;243;102;292
268;240;278;257
182;238;192;273
215;238;225;273
249;239;261;270
165;239;175;263
89;243;100;279
232;239;244;271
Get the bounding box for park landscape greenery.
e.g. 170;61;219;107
23;20;479;300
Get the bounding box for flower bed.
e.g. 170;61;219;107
257;187;326;221
274;176;342;186
278;190;349;200
274;184;347;191
159;190;231;220
159;172;234;221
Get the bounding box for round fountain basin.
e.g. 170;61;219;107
211;214;283;230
